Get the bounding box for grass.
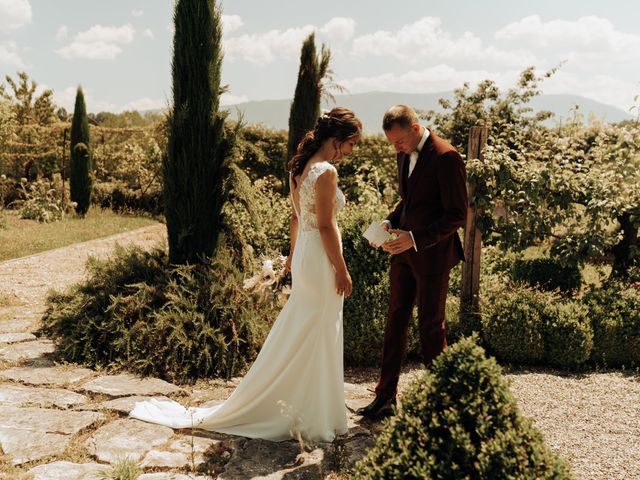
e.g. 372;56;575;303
0;209;159;262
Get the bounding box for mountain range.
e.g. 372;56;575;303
223;91;633;134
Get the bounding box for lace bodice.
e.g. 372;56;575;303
294;162;345;232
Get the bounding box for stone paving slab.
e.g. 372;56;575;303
0;405;102;434
0;339;55;362
0;365;94;386
138;474;210;480
85;418;175;463
0;332;36;343
141;433;220;468
27;460;107;480
0;384;88;408
0;428;70;465
78;373;183;397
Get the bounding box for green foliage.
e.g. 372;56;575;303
165;0;235;265
287;32;330;160
70;143;92;215
70;86;90;164
13;177;69;223
3;71;57;126
41;241;275;383
92;181;163;216
512;257;582;294
353;337;573;480
584;282;640;367
482;287;593;368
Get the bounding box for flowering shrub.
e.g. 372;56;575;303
12;178;74;223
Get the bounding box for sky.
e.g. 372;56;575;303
0;0;638;114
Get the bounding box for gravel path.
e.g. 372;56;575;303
0;223;638;479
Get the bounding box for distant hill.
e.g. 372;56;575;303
223;91;633;134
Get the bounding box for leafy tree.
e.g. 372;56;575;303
3;71;56;126
164;0;236;265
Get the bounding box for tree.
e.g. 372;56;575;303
70;87;92;215
4;71;56;126
286;33;331;164
164;0;235;265
70;143;92;215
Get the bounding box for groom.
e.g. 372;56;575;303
358;105;468;419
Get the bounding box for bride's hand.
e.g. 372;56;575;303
285;255;292;272
335;269;352;297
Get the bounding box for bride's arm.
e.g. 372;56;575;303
315;169;352;296
286;177;299;272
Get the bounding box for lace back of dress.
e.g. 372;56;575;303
298;162;344;232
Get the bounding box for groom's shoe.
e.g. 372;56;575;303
356;395;396;419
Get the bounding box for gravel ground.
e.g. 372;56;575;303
1;223;638;479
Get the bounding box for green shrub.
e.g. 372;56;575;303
512;257;582;294
482;287;593;368
93;181;164;216
353;337;573;480
543;302;593;368
584;282;640;367
41;241;276;383
482;287;546;363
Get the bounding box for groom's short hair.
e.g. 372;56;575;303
382;105;420;131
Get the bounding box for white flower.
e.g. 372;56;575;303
243;274;261;291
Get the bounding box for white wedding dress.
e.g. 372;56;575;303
130;161;348;442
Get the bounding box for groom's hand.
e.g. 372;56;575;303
383;229;414;254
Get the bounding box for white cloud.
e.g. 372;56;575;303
222;15;244;34
131;9;143;17
55;25;68;41
0;41;26;68
53;86;117;113
351;17;531;67
0;0;32;32
341;64;519;95
220;92;249;105
120;97;165;112
225;17;355;65
143;28;154;39
56;24;136;60
320;17;355;43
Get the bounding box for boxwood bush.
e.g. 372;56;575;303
353;337;573;479
511;257;582;294
584;282;640;367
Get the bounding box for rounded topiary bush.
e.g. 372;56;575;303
41;241;275;384
543;301;593;368
482;287;546;363
584;282;640;367
511;257;582;294
482;287;593;368
353;336;573;480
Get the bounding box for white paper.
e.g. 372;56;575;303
363;221;391;247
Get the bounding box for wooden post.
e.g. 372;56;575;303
460;126;488;331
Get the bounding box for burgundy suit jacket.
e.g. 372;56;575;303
386;129;467;274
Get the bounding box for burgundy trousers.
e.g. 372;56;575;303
375;252;451;399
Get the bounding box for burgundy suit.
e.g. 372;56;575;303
375;129;467;399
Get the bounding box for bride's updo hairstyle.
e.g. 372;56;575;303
288;107;362;187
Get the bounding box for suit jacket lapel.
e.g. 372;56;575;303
398;153;408;198
405;133;434;203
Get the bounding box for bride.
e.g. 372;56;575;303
130;107;362;442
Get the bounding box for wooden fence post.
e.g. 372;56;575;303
460;126;488;331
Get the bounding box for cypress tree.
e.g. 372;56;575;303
165;0;233;265
70;143;92;216
70;87;92;216
70;86;90;163
286;33;331;163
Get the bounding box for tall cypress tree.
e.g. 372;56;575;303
70;143;92;215
70;87;92;216
165;0;233;265
286;33;331;162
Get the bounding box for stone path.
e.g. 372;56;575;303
1;223;638;479
0;225;375;479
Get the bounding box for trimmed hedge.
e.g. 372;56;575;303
512;257;582;294
482;287;593;368
584;282;640;367
353;337;573;479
